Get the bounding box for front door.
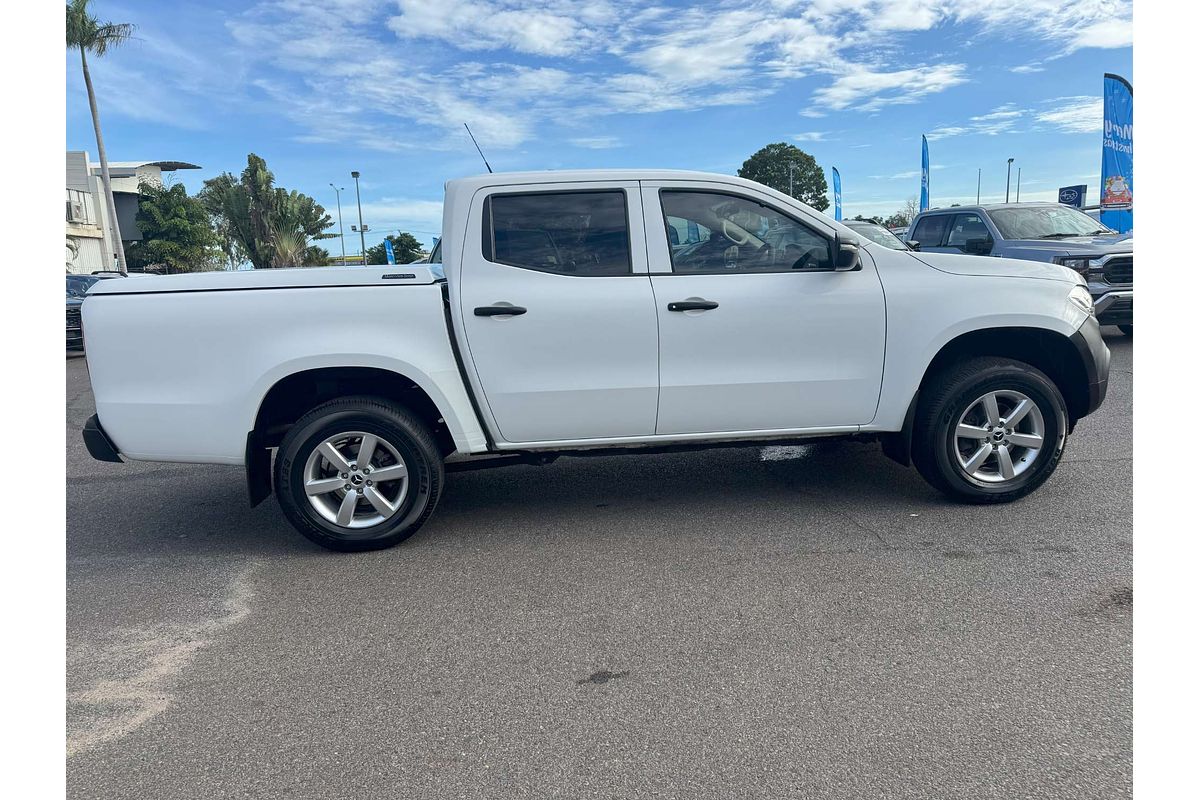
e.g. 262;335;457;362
643;183;886;435
459;184;659;444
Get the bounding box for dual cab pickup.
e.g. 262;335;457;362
83;170;1110;551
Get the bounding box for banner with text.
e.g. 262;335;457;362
1100;73;1132;233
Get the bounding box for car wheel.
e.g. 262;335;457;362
1118;324;1133;336
912;357;1068;504
274;396;444;551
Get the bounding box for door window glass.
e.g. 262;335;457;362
910;214;950;247
660;191;832;273
483;191;631;275
946;213;993;248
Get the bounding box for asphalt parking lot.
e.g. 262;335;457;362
66;331;1132;800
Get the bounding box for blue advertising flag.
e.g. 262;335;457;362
384;238;396;265
920;135;930;212
1099;73;1132;233
832;167;842;221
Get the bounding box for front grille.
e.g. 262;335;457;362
1103;256;1132;285
66;307;83;349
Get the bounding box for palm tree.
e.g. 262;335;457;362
66;0;135;275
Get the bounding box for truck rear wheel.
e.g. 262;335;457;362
912;357;1067;504
274;397;444;551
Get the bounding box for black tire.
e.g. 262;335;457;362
274;396;444;551
1118;324;1133;336
912;357;1068;504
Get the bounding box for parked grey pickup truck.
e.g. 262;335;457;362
909;203;1132;334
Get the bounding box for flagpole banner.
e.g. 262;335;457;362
384;238;396;265
1100;73;1132;233
832;167;842;221
920;135;930;212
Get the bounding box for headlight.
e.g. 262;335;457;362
1069;285;1095;315
1055;256;1094;273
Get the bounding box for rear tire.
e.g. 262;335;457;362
274;396;444;551
912;357;1067;504
1118;324;1133;336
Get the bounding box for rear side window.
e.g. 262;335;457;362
482;191;631;276
911;215;951;247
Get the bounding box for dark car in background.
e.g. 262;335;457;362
907;202;1132;334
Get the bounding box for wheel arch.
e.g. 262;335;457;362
246;365;458;507
881;326;1090;466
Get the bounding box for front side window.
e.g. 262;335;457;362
946;213;993;249
660;191;832;273
483;191;631;276
911;214;951;247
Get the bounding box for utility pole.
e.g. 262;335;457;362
329;183;346;265
976;168;981;204
1005;158;1014;203
351;171;366;265
788;162;796;197
1015;168;1022;202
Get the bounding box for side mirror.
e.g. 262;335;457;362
834;235;862;271
905;240;921;251
963;237;993;255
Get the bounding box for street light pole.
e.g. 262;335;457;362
329;183;346;265
976;168;981;204
1015;168;1022;203
788;162;796;197
351;171;366;265
1005;158;1014;203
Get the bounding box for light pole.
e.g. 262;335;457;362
329;183;346;265
351;171;366;264
976;168;981;204
1015;168;1022;203
1005;158;1014;203
788;162;796;197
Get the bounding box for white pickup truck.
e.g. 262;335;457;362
83;170;1110;551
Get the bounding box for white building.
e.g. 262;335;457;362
66;151;201;274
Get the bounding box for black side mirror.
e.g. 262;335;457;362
834;235;862;271
963;237;993;255
905;240;921;251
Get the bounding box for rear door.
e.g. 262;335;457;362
643;182;886;435
909;213;954;253
458;183;659;444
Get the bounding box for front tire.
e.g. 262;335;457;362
274;397;444;551
912;357;1068;503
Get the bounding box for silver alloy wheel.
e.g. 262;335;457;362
302;431;409;530
953;390;1046;484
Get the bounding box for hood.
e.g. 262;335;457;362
86;265;441;295
1001;234;1132;260
910;251;1081;283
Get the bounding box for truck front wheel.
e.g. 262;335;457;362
274;397;444;551
912;357;1068;503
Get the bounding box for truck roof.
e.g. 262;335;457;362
446;169;771;192
916;202;1067;215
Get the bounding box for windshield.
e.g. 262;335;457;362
66;275;100;298
845;222;908;250
989;206;1114;240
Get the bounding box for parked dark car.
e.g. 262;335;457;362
67;295;84;350
908;203;1132;334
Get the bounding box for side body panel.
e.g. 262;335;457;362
83;284;488;463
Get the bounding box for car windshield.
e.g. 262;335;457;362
989;206;1115;240
66;275;100;298
845;222;908;250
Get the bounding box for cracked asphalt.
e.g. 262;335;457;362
66;330;1131;799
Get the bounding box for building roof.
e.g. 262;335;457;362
89;160;202;177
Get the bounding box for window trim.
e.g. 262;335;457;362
655;189;836;275
481;189;634;277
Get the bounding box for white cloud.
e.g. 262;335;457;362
792;132;828;142
569;136;622;149
1035;96;1104;134
813;64;968;111
1010;63;1045;74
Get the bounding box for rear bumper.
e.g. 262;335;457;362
1069;315;1111;419
83;414;123;463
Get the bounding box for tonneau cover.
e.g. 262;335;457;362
87;265;440;295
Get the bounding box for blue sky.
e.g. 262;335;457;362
66;0;1132;249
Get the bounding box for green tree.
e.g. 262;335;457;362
199;154;335;268
66;0;135;274
125;182;220;273
852;214;884;224
365;233;425;265
737;143;829;211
